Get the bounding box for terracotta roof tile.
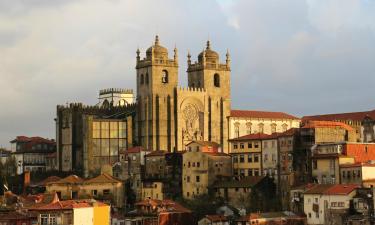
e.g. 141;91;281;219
35;176;61;186
145;150;168;157
231;110;299;120
230;132;280;141
302;120;354;131
205;215;228;222
47;175;83;185
302;110;375;122
304;184;359;195
84;173;122;184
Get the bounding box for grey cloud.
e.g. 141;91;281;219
0;0;374;146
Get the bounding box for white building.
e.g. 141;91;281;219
229;110;300;140
99;88;135;106
303;184;359;225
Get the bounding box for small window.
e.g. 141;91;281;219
234;144;238;149
140;74;144;84
214;73;220;87
196;176;200;182
145;73;149;84
162;70;168;83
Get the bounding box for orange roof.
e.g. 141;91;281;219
231;132;279;141
84;173;122;184
10;136;55;144
36;176;61;186
301;120;354;131
340;162;375;168
186;140;220;148
206;215;228;222
302;109;375;122
145;150;168;157
231;110;299;120
31;199;107;211
136;199;191;213
305;184;359;195
47;175;83;185
124;146;150;154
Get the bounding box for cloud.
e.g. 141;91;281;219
0;0;374;146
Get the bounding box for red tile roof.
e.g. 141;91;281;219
10;136;55;144
186;141;220;148
31;199;107;211
231;110;299;120
345;143;375;163
124;146;150;154
35;176;61;186
340;162;375;168
136;199;191;213
302;110;375;122
304;184;360;195
145;150;168;157
84;173;122;184
301;120;354;131
230;132;280;141
205;215;228;222
47;175;83;185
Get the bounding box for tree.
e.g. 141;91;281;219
177;194;225;222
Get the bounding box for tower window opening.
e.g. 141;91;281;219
140;74;144;85
145;73;149;85
162;70;169;83
214;74;220;87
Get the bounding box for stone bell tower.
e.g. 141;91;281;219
136;35;178;151
186;41;231;151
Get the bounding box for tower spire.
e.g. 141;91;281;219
206;40;211;50
226;49;230;67
174;45;178;62
187;51;191;65
155;35;160;45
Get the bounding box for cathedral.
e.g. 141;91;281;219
135;36;231;152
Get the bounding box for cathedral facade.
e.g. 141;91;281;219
136;36;231;152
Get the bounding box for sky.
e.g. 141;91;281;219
0;0;374;147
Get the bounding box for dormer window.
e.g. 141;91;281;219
162;70;168;83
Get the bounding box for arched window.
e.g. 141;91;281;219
271;123;277;133
258;123;264;134
140;74;144;85
145;73;149;85
214;73;220;87
162;70;168;83
246;122;252;134
282;123;288;132
234;122;240;138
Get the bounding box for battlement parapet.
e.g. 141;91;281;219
187;62;230;72
136;58;178;69
99;88;134;95
177;86;206;93
57;102;137;115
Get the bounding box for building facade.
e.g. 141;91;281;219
229;110;300;140
56;101;136;176
182;141;232;199
136;36;231;152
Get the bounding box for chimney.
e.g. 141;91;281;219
23;171;30;194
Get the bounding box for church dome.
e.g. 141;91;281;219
146;35;168;59
198;40;219;63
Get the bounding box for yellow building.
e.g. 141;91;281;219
45;173;124;208
229;134;268;177
340;162;375;187
229;110;300;140
183;141;232;199
312;143;355;184
141;181;164;200
303;184;359;225
30;199;110;225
